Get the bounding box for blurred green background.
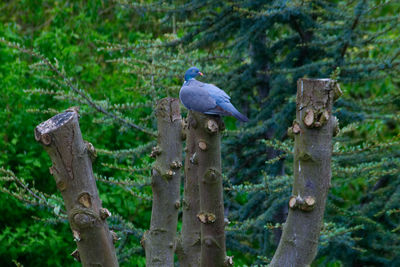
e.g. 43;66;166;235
0;1;399;266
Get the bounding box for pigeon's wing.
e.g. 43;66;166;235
179;80;217;112
203;83;230;101
203;83;249;122
180;80;249;122
201;83;234;116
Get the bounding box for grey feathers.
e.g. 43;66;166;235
179;78;249;122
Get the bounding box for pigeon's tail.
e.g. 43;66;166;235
218;102;249;122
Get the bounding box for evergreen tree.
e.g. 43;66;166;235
0;0;399;266
129;0;399;265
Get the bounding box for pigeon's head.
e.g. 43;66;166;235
184;67;203;81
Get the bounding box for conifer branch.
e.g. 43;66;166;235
0;167;66;215
339;0;365;59
0;38;155;137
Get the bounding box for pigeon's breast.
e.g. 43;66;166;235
179;83;217;112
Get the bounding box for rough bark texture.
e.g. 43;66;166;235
34;109;118;267
270;78;339;267
178;110;202;266
190;111;227;267
143;98;182;266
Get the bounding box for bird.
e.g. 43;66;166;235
179;67;249;122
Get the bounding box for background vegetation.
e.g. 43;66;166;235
0;0;399;266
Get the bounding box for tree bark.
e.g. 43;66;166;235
143;98;182;267
178;110;202;266
34;109;118;267
190;111;228;267
270;78;340;266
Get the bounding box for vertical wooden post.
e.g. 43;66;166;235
143;98;182;266
178;110;202;266
270;79;340;266
35;109;118;267
190;111;229;267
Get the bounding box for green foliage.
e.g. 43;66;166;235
0;0;399;266
0;220;77;266
0;1;152;265
147;0;399;265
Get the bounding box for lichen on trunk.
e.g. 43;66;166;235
270;78;340;266
143;98;182;267
35;109;118;267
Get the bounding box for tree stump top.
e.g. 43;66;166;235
35;111;76;137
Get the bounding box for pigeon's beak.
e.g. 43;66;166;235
198;72;203;76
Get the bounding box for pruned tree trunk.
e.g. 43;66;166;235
270;78;341;266
34;108;118;267
178;110;202;266
143;98;182;266
190;111;229;267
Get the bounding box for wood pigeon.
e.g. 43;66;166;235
179;67;249;122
